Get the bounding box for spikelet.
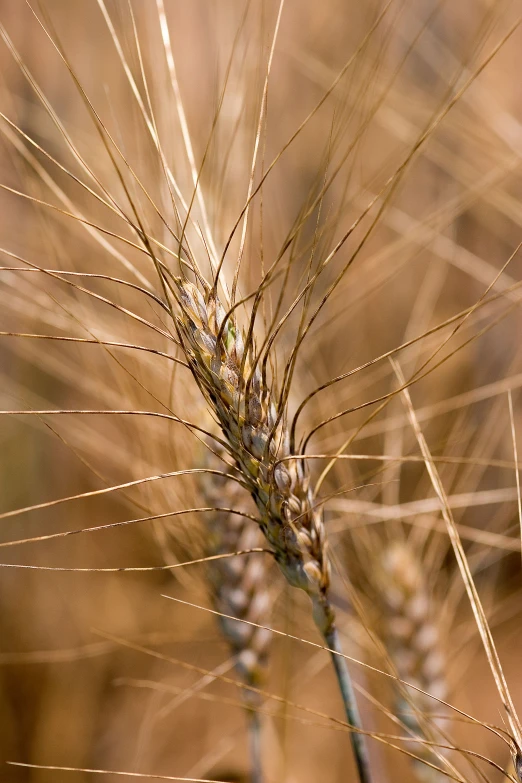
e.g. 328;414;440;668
201;455;272;697
175;279;333;634
380;542;448;781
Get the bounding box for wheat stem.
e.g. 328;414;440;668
248;708;264;783
325;627;372;783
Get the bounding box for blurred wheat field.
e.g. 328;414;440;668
1;0;522;781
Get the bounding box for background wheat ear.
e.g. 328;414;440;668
379;541;448;782
200;444;272;783
173;277;372;782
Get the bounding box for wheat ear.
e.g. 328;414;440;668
175;278;371;783
202;457;271;783
381;542;448;782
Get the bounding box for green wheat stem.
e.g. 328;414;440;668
325;626;372;783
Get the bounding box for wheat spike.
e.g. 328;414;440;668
174;278;371;782
380;542;448;782
175;280;332;630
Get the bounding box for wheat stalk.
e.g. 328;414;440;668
173;277;371;783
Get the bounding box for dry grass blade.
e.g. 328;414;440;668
508;390;522;566
6;763;231;782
